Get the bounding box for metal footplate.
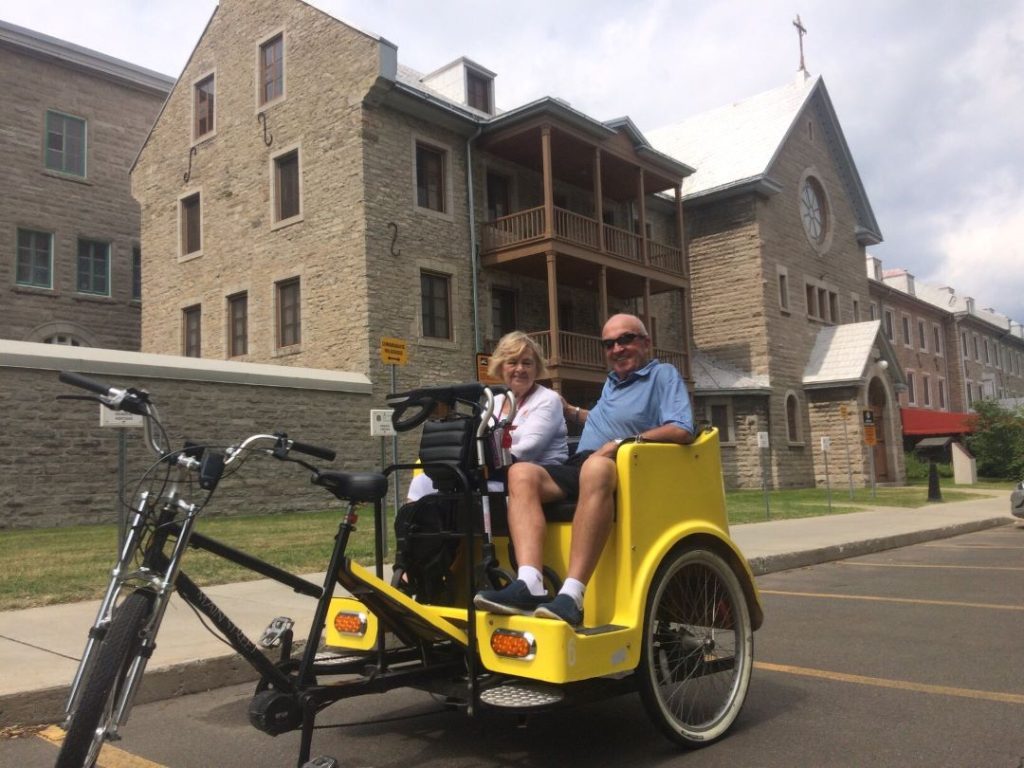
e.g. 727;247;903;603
479;682;565;709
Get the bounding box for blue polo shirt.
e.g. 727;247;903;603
577;359;694;452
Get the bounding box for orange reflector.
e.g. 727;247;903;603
333;611;367;635
490;629;536;659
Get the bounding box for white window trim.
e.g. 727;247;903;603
917;318;928;352
906;368;917;406
900;312;913;349
922;373;931;407
411;135;454;220
932;323;943;357
883;308;896;342
177;187;204;262
191;69;217;145
937;376;947;410
704;399;735;445
269;143;303;230
255;28;287;111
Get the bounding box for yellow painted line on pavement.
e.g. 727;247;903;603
755;661;1024;705
759;589;1023;611
38;725;167;767
841;561;1024;572
922;543;1024;550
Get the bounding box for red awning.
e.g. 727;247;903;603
900;407;976;436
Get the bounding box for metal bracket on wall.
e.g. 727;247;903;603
388;222;400;257
258;111;273;147
183;146;197;184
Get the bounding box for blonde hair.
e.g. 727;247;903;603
488;331;548;379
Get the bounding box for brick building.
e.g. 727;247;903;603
1;20;173;349
132;0;693;414
649;74;906;488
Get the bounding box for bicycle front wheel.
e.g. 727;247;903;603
637;547;753;747
56;589;154;768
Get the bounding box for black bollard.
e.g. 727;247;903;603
927;460;942;502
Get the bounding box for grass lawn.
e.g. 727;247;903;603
0;478;1007;611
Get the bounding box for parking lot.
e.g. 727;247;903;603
6;524;1022;767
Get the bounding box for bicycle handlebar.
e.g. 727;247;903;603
59;370;114;396
287;440;336;462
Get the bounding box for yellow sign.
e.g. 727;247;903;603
839;404;848;419
380;337;408;366
863;425;877;446
476;353;502;384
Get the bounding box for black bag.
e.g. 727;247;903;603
393;494;460;604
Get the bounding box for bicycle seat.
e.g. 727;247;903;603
314;471;389;502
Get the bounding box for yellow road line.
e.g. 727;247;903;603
38;725;167;768
922;543;1024;550
759;589;1023;611
841;562;1024;572
755;661;1024;705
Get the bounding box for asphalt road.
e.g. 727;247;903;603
6;524;1023;768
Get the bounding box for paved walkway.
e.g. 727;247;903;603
0;492;1015;726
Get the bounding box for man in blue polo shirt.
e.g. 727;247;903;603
475;313;694;626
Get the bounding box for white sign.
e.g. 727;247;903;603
756;431;770;449
370;408;396;437
99;405;144;428
820;435;831;452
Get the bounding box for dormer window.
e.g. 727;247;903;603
466;70;492;113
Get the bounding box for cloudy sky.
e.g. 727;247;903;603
7;0;1024;322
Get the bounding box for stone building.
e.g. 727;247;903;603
1;20;173;349
132;0;694;415
648;74;906;488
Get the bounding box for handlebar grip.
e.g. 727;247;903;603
59;371;113;396
289;440;336;462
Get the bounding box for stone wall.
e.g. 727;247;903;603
0;341;380;529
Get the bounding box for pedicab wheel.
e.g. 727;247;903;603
56;589;154;768
637;547;753;748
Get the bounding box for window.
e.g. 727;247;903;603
884;309;895;342
922;374;931;406
786;393;801;443
708;402;733;443
277;278;301;347
182;305;201;357
799;176;828;245
932;325;942;356
805;280;837;323
869;302;878;321
45;111;86;176
777;267;790;311
194;74;215;139
966;380;974;406
486;171;511;220
961;331;968;358
901;314;911;347
16;229;52;288
983;338;990;365
415;142;446;212
259;34;284;104
180;193;202;256
852;296;860;322
938;378;946;409
973;334;979;361
466;70;492;113
45;334;82;346
273;149;301;222
491;287;517;340
76;239;109;295
421;271;451;339
228;292;248;357
131;246;142;301
918;319;927;351
906;371;916;405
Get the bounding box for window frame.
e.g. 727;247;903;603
15;228;53;289
900;313;912;348
76;238;110;296
227;291;248;357
922;374;931;407
785;391;803;445
883;309;895;342
413;139;451;216
917;318;927;352
932;324;942;357
421;270;452;340
182;304;202;357
906;369;917;405
938;377;947;409
179;191;203;260
466;69;493;113
706;400;734;445
271;145;302;227
258;32;285;107
44;110;87;177
131;245;142;302
777;266;790;313
192;72;216;142
276;277;301;349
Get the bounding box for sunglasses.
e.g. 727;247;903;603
600;332;645;350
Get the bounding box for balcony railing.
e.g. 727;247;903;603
522;331;688;379
482;206;684;276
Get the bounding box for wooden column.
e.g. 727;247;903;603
642;277;652;342
546;250;560;364
542;126;554;239
636;168;647;265
599;265;608;321
593;147;605;252
675;184;687;277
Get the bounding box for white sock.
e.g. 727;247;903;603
517;565;545;596
559;578;585;609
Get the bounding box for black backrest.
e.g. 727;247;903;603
419;416;476;492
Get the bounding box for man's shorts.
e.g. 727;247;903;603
543;450;594;500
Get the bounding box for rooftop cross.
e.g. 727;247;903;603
793;14;808;74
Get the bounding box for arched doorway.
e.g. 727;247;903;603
867;377;890;482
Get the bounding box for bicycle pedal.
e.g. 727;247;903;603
301;757;338;768
259;616;294;648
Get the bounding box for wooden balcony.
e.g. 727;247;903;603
482;206;684;277
521;330;689;383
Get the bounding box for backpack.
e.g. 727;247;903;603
393;494;461;604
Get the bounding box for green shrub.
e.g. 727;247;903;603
904;451;952;481
965;400;1024;480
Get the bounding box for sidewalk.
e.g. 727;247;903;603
0;492;1015;726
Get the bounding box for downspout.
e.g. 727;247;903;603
466;125;484;354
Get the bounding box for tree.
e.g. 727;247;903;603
965;400;1024;479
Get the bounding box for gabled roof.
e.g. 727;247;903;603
803;320;903;389
647;74;882;245
692;351;771;396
